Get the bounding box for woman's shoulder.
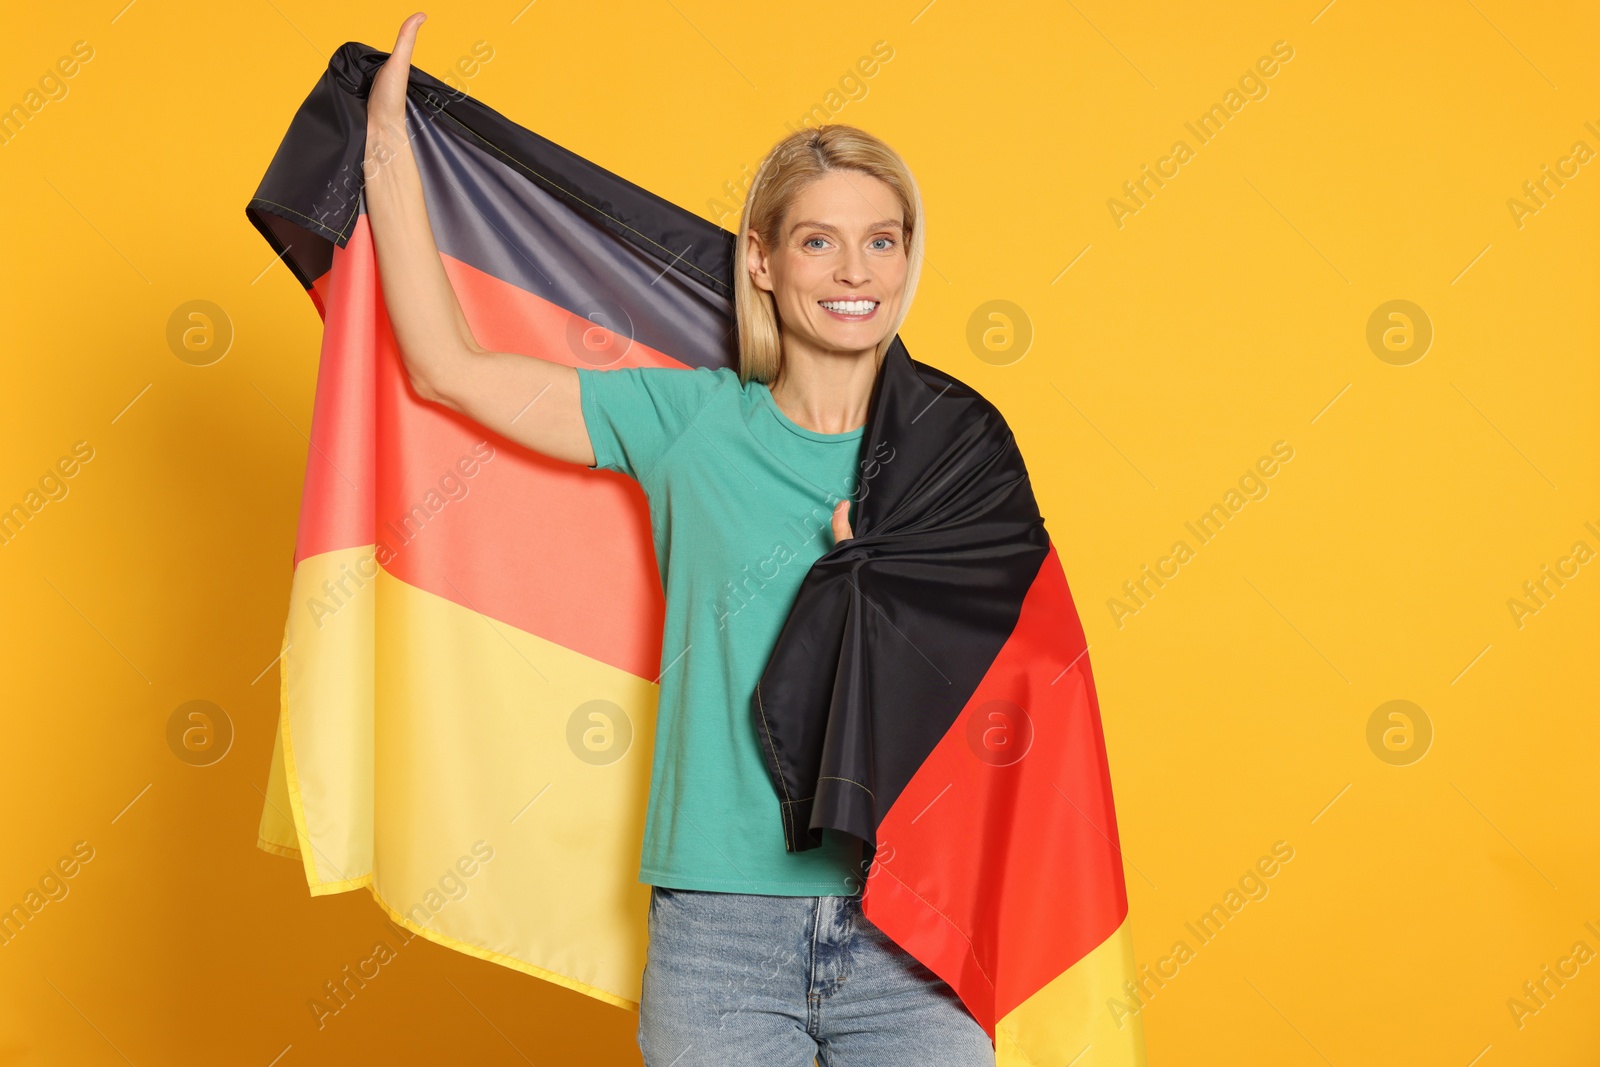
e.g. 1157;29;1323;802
579;361;738;397
634;363;742;404
594;363;755;430
610;362;738;385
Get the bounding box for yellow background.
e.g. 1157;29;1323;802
1;1;1595;1063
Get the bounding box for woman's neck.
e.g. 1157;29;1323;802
769;346;879;435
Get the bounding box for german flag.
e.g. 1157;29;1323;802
248;41;1146;1064
756;341;1148;1061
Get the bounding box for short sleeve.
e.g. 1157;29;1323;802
575;364;722;484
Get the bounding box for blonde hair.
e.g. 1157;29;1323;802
733;124;925;386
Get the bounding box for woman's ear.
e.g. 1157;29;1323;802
746;229;773;294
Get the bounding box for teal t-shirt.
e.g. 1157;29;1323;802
575;362;868;895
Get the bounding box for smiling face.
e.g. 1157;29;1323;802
746;168;909;365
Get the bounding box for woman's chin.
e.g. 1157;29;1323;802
815;325;891;358
779;311;894;359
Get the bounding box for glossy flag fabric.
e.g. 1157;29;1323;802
248;40;1146;1064
756;338;1148;1060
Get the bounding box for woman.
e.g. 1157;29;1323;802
365;13;994;1066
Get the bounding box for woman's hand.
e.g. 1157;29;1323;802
832;499;853;543
356;8;595;468
368;12;426;138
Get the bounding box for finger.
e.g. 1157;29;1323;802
370;13;427;132
832;499;853;543
392;12;427;65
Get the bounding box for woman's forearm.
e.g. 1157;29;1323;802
362;114;477;404
351;12;594;467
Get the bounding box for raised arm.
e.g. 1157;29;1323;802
363;12;594;467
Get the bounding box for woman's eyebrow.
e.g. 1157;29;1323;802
788;218;903;236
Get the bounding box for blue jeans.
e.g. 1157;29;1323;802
637;885;995;1066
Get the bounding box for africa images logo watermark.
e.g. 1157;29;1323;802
303;441;497;629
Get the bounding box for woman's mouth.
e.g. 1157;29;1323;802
818;298;880;322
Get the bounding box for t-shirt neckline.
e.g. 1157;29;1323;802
755;382;866;443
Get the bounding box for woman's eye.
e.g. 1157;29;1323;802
871;237;896;250
804;237;829;250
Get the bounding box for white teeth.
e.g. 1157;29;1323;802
820;299;878;314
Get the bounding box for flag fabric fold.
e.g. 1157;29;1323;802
247;40;1146;1064
756;344;1147;1057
